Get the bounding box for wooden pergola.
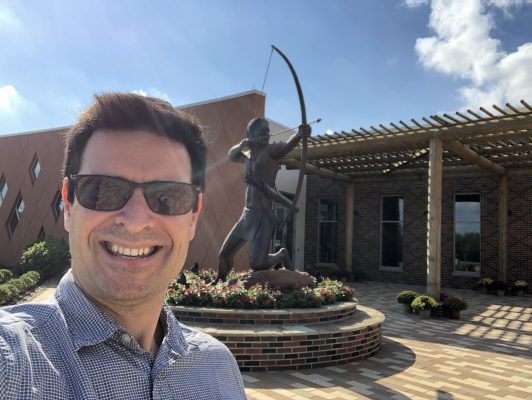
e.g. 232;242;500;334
281;100;532;298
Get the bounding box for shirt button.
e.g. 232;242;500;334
122;334;131;345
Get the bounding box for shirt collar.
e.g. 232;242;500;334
55;270;189;357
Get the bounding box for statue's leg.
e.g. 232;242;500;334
267;248;293;270
249;216;293;271
217;234;246;281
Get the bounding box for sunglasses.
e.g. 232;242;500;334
69;174;200;216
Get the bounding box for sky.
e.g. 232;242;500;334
0;0;531;137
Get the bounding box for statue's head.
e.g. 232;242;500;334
246;117;270;141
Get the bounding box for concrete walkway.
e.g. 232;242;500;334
244;282;532;400
26;280;531;399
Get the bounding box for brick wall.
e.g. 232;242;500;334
305;174;532;289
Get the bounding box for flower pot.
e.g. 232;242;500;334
516;289;524;296
419;309;431;319
449;309;460;320
496;289;505;296
484;287;490;294
401;303;412;314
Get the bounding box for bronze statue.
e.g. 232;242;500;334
216;118;311;282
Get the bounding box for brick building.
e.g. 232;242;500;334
284;101;532;294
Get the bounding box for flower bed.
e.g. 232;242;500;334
166;269;354;309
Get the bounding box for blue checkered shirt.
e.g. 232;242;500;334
0;271;246;399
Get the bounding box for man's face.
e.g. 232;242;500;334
62;129;201;309
250;121;270;146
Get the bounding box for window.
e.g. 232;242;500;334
271;193;294;259
0;176;7;207
381;196;403;268
8;194;25;236
318;199;337;264
30;155;41;182
52;190;64;220
454;194;480;274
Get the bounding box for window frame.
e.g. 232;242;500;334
52;190;64;221
7;193;25;238
379;195;404;271
316;198;338;266
453;193;481;277
0;175;7;207
29;154;41;183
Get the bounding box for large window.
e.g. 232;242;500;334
272;193;294;259
318;199;337;264
381;196;403;268
454;194;480;274
0;176;7;207
8;194;25;236
30;154;41;183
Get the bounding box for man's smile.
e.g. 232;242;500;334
102;241;160;258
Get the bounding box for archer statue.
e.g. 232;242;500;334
216;118;311;282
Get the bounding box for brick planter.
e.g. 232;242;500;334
171;302;384;372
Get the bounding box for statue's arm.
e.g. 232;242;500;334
228;139;250;163
269;124;311;160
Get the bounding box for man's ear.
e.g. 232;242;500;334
61;177;72;232
188;193;202;240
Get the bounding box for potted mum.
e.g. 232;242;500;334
478;277;494;294
512;280;528;296
443;296;468;320
411;295;438;318
396;290;418;314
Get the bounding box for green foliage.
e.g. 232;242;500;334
20;237;70;279
166;269;355;309
478;277;494;288
513;280;528;289
443;295;468;311
396;290;418;304
8;278;26;292
0;269;13;284
411;295;438;311
0;285;12;305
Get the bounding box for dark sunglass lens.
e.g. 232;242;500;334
76;176;131;211
145;182;195;215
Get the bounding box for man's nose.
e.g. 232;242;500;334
114;188;155;233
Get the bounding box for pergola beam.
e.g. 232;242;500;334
442;139;506;176
283;159;352;182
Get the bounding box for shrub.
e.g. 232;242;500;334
478;277;494;288
397;290;418;305
24;271;41;284
8;278;27;292
0;269;13;284
4;284;20;299
513;280;528;289
411;295;438;311
20;237;70;279
443;296;468;311
0;285;12;305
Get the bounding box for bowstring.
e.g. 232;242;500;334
260;47;274;93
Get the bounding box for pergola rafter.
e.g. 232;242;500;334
280;100;532;298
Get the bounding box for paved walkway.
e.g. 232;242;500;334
28;281;531;399
243;282;532;400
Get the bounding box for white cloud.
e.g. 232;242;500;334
0;4;22;33
0;85;43;134
132;88;171;103
414;0;532;107
403;0;429;7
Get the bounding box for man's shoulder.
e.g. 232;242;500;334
0;302;61;337
178;322;232;354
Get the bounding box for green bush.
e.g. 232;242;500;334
0;285;12;305
8;278;27;292
20;237;70;279
4;284;20;299
397;290;418;304
24;271;41;285
411;295;438;311
0;269;13;284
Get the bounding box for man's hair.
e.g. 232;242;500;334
246;117;268;139
63;92;207;206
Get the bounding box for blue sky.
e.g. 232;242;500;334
0;0;531;136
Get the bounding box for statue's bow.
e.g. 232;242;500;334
271;45;308;227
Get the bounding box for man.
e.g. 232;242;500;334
216;117;310;282
0;93;246;399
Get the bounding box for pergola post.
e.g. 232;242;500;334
426;137;443;299
498;175;508;282
345;182;354;278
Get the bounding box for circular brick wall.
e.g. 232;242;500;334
171;303;385;371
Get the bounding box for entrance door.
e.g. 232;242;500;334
271;193;294;260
